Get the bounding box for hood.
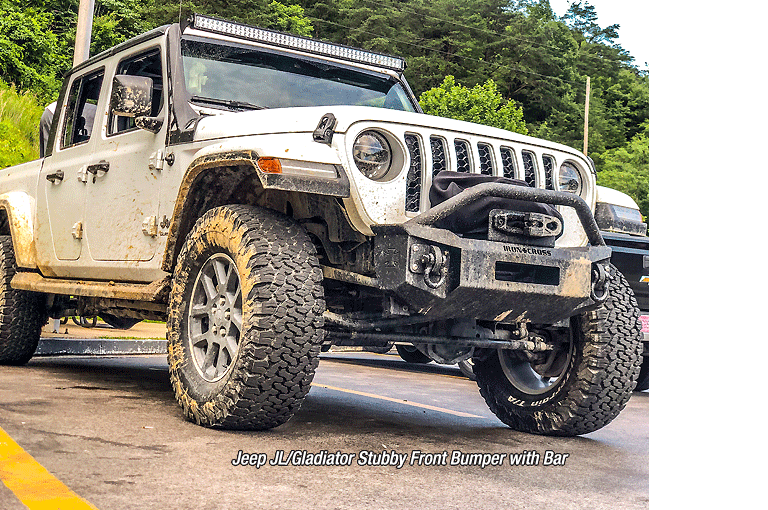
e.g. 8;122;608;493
192;105;584;157
596;185;640;209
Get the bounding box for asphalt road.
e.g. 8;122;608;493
0;351;648;509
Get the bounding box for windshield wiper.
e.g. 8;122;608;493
190;95;266;111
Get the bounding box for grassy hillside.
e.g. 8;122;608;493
0;79;44;168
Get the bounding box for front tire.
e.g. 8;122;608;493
0;236;45;365
473;264;642;436
167;205;325;430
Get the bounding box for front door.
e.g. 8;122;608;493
84;45;167;262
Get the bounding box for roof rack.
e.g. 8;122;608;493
188;14;406;72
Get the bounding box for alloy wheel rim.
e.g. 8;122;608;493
498;331;573;396
188;253;243;382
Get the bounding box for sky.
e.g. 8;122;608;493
548;0;650;72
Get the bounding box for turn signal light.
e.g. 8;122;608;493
257;157;282;174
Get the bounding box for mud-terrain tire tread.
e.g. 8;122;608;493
0;236;45;365
474;264;642;436
167;205;325;430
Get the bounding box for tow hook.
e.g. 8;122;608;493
409;244;448;289
590;263;609;303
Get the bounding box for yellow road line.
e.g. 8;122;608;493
312;383;485;419
0;426;97;510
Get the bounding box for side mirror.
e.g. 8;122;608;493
110;75;152;118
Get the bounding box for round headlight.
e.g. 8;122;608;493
353;131;392;180
558;162;583;194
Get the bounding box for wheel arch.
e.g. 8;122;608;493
161;150;362;273
0;192;38;269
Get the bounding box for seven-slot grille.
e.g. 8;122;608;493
454;140;471;173
521;150;537;188
402;132;558;213
477;143;494;175
500;147;516;179
429;136;447;176
404;134;422;213
542;154;555;190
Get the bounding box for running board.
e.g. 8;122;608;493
11;272;171;302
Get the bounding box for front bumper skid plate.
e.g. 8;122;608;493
372;183;612;324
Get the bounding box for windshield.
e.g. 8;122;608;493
181;38;417;112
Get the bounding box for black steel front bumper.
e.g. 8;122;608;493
372;183;612;325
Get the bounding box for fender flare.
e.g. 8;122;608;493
160;149;350;272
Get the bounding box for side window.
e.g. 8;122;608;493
61;70;104;149
109;49;164;135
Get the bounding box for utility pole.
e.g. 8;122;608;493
73;0;96;66
583;76;591;156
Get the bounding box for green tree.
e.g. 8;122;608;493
89;0;151;55
562;0;620;44
0;3;66;100
419;75;528;134
0;0;153;100
141;1;313;36
594;122;649;221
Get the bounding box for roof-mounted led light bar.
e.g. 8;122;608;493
189;14;406;72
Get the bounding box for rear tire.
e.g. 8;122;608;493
0;236;45;365
167;205;325;430
76;315;97;328
458;358;476;380
101;314;141;330
474;264;642;436
396;344;431;364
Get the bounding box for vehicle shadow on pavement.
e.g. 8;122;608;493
320;354;467;378
25;356;173;398
20;356;618;451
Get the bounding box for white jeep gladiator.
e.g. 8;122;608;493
0;15;642;436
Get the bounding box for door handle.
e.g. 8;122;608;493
46;170;64;183
86;160;109;174
86;160;109;182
